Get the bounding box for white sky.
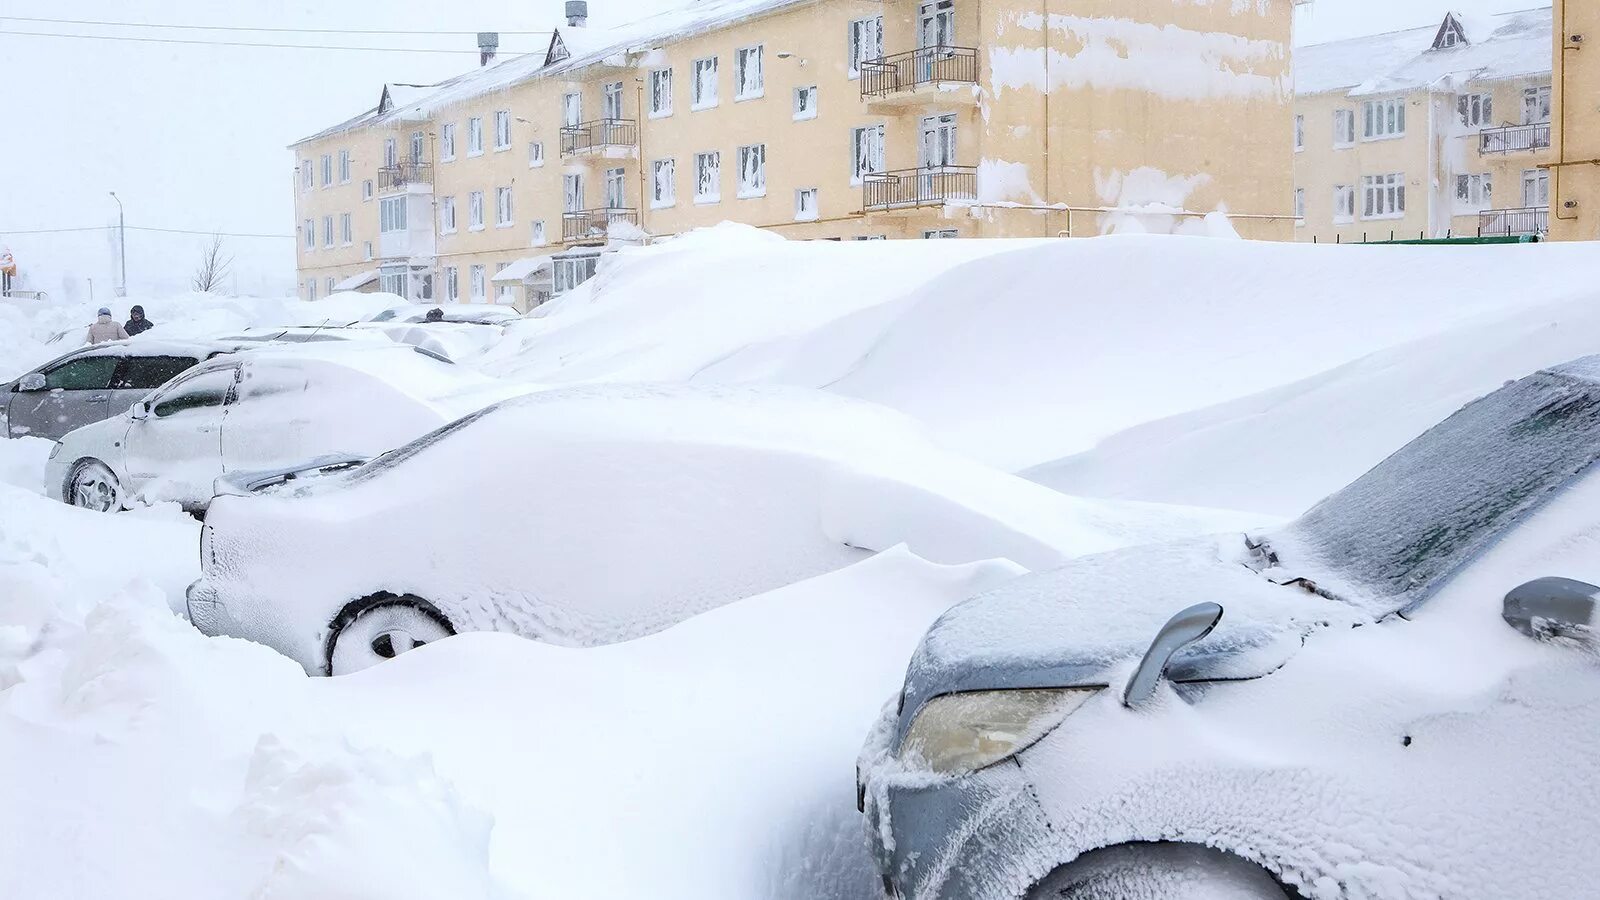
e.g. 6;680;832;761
0;0;1547;297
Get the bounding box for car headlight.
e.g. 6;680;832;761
898;688;1100;775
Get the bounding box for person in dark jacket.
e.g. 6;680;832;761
125;305;155;336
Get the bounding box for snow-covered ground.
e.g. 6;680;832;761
4;231;1599;898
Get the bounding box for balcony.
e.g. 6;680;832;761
860;46;979;107
862;166;977;212
559;119;638;158
1480;122;1551;154
377;158;433;193
562;207;639;242
1479;206;1548;237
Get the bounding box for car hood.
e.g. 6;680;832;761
895;535;1366;743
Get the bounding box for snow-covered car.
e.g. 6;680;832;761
858;356;1600;900
400;304;521;326
184;385;1168;676
2;340;245;441
46;343;519;512
216;326;394;344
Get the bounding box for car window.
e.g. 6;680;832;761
233;363;309;403
151;368;238;419
43;355;119;390
111;356;198;391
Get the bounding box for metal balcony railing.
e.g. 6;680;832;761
377;158;433;192
1480;122;1551;154
562;207;639;242
559;119;639;156
860;46;979;100
862;166;977;211
1479;206;1549;237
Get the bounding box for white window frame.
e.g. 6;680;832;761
496;262;515;302
652;158;676;209
735;45;765;101
444;266;459;302
340;212;352;245
362;179;373;201
1294;115;1304;152
1455;172;1493;210
694;151;721;204
306;278;317;300
338;149;351;184
322;215;334;248
326;275;336;297
563;92;582;127
441;123;457;161
603;81;623;120
301;161;313;192
531;220;547;246
379;196;407;233
1361;172;1406;219
1523;85;1552;125
440;196;457;234
604;167;625;209
795;187;819;221
1293;188;1306;225
363;241;374;261
554;255;599;295
302;218;314;250
494;110;512;150
847;16;884;80
736;143;766;198
692;57;719;110
794;85;818;121
922;229;958;239
564;173;585;213
321;154;333;187
649;68;674;118
496;186;514;226
851;124;886;185
467;117;484;156
1333;184;1356;224
1458;92;1493;128
1362;98;1406;141
1333;109;1357;147
469;264;487;301
383;137;398;167
1523;168;1550;206
468;190;485;230
529;141;545;167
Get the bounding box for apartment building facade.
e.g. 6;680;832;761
1293;9;1554;244
1549;0;1599;241
293;0;1302;308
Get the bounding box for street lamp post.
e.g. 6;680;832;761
108;192;126;297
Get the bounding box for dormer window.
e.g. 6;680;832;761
1433;13;1469;51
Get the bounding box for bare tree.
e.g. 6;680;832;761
191;233;233;293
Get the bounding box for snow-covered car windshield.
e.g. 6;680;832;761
1269;360;1600;616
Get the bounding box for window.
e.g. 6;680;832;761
1456;173;1492;209
444;266;459;302
43;355;119;391
362;180;373;201
467;117;484;155
379;265;406;297
301;161;313;192
848;16;885;79
468;191;485;229
694;151;720;202
1333;184;1356;223
650;69;674;117
1362;173;1406;219
440;196;457;233
494;110;512;150
302;218;314;250
529;141;545;167
563;92;582;127
564;173;585;212
326;276;336;296
322;215;334;248
410;131;424;162
1523;86;1552;125
735;46;764;100
1294;115;1304;151
321;154;333;187
795;187;818;221
794;86;817;120
554;255;599;294
1293;188;1306;224
340;212;352;245
1333;109;1357;147
652;158;676;208
110;356;198;391
363;241;373;261
441;123;457;160
1363;98;1406;140
692;57;719;109
469;264;486;300
1458;93;1493;128
923;229;958;239
338;150;351;183
851;124;885;183
496;186;514;226
383;138;398;167
379;197;407;232
604;167;625;208
152;368;237;419
496;262;515;301
1523;168;1549;206
531;220;547;246
737;144;766;198
603;81;623;120
306;278;317;301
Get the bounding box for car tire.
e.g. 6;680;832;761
324;593;456;676
66;459;125;513
1028;843;1294;900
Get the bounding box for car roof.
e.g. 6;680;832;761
198;341;504;407
38;339;253;368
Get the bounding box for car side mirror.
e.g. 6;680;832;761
1503;577;1597;642
130;401;152;421
1123;602;1224;708
16;373;45;392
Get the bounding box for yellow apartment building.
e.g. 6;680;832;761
1293;8;1554;244
1549;0;1599;240
292;0;1303;308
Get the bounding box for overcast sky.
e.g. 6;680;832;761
0;0;1545;296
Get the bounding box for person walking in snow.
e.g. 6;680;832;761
124;305;154;336
86;307;129;344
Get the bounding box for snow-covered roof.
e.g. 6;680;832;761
1296;7;1552;97
491;256;553;283
333;269;378;292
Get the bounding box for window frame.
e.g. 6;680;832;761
847;16;885;80
851;124;886;185
467;117;484;156
340;212;353;246
469;264;487;301
1333;184;1356;224
736;143;766;199
1332;108;1357;147
1294;115;1304;152
649;68;674;118
441;122;457;161
440;195;457;234
494;110;512;150
468;190;486;230
529;141;545;167
694;151;721;204
692;57;719;110
1362;97;1407;141
338;149;351;184
735;45;765;101
496;186;514;226
795;187;819;221
652;158;677;209
1361;172;1407;220
793;85;818;121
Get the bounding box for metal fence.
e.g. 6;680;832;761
1478;206;1549;237
1479;122;1551;154
559;119;639;156
862;166;977;211
859;46;978;100
562;207;639;242
377;159;433;192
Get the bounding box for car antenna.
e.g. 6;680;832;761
303;318;333;340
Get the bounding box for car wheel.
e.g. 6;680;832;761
325;594;456;676
67;459;124;513
1028;843;1293;900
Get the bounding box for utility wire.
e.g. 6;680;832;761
3;225;293;239
0;16;551;36
0;29;524;53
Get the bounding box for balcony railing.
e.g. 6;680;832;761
377;158;433;192
559;119;638;156
1480;122;1551;154
562;207;639;242
1479;206;1548;237
862;166;977;211
860;46;979;100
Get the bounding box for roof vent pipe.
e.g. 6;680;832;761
478;31;499;66
566;1;589;27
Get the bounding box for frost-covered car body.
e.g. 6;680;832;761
860;357;1600;900
45;343;518;511
185;384;1164;676
1;340;245;441
216;326;394;345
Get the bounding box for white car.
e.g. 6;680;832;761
46;343;520;512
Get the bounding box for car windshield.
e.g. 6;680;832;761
1267;361;1600;616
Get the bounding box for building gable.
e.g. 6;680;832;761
1433;13;1469;51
